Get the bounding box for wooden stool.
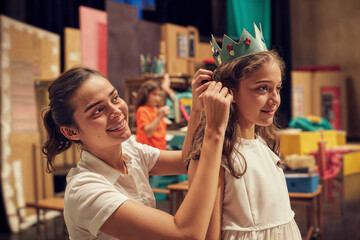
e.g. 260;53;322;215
289;185;323;240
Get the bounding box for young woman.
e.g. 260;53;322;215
187;49;302;239
42;65;232;239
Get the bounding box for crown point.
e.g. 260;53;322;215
213;50;219;57
245;38;251;46
226;44;233;51
217;56;222;65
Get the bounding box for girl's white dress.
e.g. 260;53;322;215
221;137;302;240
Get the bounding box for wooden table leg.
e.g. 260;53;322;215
168;191;173;215
176;192;182;211
306;199;313;231
305;226;314;240
317;190;323;239
36;208;41;239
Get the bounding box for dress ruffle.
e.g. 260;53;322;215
222;219;302;240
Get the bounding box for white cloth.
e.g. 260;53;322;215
64;136;160;240
221;137;301;240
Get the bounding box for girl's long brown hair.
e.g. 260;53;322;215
187;50;285;178
135;80;161;110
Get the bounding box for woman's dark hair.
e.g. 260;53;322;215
135;80;161;110
42;65;103;173
187;50;285;178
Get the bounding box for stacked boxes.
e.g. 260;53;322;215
278;130;342;156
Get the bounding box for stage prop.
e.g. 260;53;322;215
0;15;60;232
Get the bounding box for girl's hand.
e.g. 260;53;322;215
161;73;176;98
161;73;171;91
191;69;214;114
201;82;233;133
158;105;171;118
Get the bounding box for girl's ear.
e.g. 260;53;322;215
60;126;80;141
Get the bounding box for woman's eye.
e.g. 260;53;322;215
258;86;267;91
276;86;283;92
113;95;121;102
92;108;103;116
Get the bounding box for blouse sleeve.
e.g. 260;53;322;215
124;136;160;174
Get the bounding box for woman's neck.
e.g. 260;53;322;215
84;144;127;173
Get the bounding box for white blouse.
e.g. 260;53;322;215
64;136;160;240
221;137;301;240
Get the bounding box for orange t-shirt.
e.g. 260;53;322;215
136;105;167;150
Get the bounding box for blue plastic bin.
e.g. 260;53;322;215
285;173;319;193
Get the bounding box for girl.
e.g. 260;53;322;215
42;65;232;239
187;48;302;238
135;79;171;150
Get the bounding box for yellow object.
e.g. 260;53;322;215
279;131;321;156
322;130;338;148
343;151;360;176
307;115;322;123
279;130;341;156
343;173;360;203
336;130;347;146
180;98;192;106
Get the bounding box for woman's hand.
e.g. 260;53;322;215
201;81;232;133
190;69;214;114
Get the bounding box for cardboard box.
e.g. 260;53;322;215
285;173;319;193
279;131;321;156
343;151;360;176
336;130;346;146
322;130;338;148
279;130;340;156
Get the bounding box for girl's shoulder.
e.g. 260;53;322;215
137;105;155;111
257;136;268;146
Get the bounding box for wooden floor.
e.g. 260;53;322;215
1;174;359;240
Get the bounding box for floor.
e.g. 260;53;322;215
0;174;359;240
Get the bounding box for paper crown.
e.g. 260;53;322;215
210;23;268;66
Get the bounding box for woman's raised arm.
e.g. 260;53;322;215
101;81;232;240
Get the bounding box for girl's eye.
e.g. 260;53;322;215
276;86;283;92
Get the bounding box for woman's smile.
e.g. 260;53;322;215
107;119;126;132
